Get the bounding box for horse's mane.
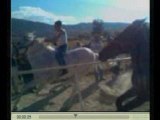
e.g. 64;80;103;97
114;19;149;43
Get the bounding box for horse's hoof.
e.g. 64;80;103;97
38;89;50;96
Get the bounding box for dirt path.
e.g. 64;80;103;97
11;70;149;112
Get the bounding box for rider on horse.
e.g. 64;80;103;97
45;20;68;76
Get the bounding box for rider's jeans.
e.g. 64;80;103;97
55;44;67;66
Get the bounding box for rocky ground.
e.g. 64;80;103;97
11;68;149;112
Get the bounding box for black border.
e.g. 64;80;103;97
0;0;156;119
150;0;154;119
0;0;10;119
152;0;159;119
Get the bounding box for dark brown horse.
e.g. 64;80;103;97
99;19;150;111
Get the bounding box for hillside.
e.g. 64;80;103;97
11;18;129;42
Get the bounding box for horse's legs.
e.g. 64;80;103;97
94;65;99;82
70;77;77;97
98;64;105;80
119;95;149;111
116;70;150;111
121;75;150;111
94;64;105;82
69;76;84;111
116;87;136;111
73;73;84;111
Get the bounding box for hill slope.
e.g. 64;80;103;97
11;18;129;41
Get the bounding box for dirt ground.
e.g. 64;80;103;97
11;68;149;112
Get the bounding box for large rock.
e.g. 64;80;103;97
98;70;132;104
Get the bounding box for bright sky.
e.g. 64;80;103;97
11;0;150;25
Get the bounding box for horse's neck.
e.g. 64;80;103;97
27;44;58;66
29;45;51;56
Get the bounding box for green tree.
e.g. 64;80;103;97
92;19;104;35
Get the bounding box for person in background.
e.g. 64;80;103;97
73;41;82;49
88;32;105;81
89;32;103;53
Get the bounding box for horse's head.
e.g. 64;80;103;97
27;37;55;56
99;18;148;61
114;18;147;44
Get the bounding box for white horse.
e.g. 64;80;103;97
26;37;99;110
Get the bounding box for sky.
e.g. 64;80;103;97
11;0;150;25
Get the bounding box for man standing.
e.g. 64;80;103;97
88;32;105;81
45;20;68;76
89;33;103;53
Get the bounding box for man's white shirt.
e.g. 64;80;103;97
56;29;68;46
90;37;103;53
